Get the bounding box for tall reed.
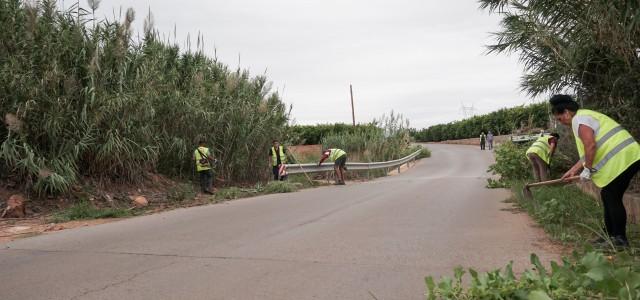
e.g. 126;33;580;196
0;0;288;195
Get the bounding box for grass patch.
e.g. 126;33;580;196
288;174;322;188
215;181;303;200
263;181;301;193
511;181;603;244
167;183;197;202
52;202;131;223
215;187;252;200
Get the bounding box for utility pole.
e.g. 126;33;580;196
350;84;355;126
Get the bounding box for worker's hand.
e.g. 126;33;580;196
561;170;577;182
579;168;592;181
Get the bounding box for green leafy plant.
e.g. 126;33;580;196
426;251;640;300
487;141;531;187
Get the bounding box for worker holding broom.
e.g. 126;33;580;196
269;140;289;181
552;95;640;248
318;148;347;185
525;133;560;182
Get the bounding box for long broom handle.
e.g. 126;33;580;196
286;150;314;184
525;176;580;188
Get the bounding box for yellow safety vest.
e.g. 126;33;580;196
271;146;287;166
526;136;554;164
328;148;346;161
194;146;212;172
573;109;640;187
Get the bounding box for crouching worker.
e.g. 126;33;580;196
318;148;347;185
525;133;560;182
194;139;215;194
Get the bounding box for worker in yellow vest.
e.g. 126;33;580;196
552;95;640;247
269;140;289;181
525;133;560;182
194;139;215;194
318;148;347;185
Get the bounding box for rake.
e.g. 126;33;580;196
522;176;580;200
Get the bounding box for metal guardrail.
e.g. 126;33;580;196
510;133;550;143
284;149;423;174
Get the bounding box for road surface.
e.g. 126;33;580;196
1;144;559;299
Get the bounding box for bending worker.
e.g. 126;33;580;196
269;140;289;181
525;132;560;182
552;95;640;248
318;148;347;185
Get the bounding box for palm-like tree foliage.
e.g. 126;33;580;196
479;0;640;137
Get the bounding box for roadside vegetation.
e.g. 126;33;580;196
412;103;548;142
427;0;640;295
0;0;288;197
428;141;640;299
52;201;132;223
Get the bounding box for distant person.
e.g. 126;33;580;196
487;131;494;150
525;133;560;182
269;140;289;181
552;94;640;248
479;132;486;150
194;139;215;194
318;148;347;185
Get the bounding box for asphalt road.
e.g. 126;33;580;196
1;144;559;300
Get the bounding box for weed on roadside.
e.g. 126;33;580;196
52;202;131;223
167;183;197;203
263;181;301;193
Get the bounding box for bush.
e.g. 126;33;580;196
288;123;378;145
487;141;531;186
322;112;411;163
52;201;131;222
413;103;549;142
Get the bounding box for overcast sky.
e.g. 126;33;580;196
63;0;540;129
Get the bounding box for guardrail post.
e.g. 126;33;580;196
397;165;401;173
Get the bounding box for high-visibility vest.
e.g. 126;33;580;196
194;146;212;172
328;148;346;162
271;146;287;166
573;109;640;187
526;136;554;164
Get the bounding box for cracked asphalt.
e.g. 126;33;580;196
0;144;560;299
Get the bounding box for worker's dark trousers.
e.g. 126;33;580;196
600;160;640;241
272;165;287;181
198;169;213;192
528;153;549;182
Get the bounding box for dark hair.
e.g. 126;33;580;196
549;94;579;114
198;139;206;145
550;133;560;139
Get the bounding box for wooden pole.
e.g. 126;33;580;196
350;84;355;126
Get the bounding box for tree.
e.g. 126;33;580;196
479;0;640;137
